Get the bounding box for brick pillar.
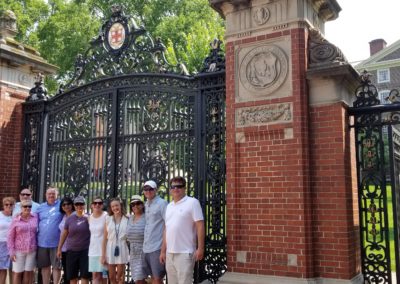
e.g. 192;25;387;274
307;59;361;281
209;1;362;283
0;10;57;201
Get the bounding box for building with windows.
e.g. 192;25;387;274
356;38;400;104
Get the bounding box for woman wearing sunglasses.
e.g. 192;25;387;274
58;197;75;283
88;197;107;284
0;197;15;283
7;199;38;284
127;195;146;284
57;196;91;284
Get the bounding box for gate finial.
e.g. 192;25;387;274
200;39;225;73
353;70;380;108
27;73;48;101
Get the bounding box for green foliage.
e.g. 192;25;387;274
0;0;49;46
1;0;224;93
37;0;101;83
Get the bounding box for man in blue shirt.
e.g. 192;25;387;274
13;188;40;216
36;187;63;284
143;180;167;284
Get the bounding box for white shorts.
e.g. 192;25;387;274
12;251;36;273
166;252;195;284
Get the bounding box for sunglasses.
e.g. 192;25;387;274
62;203;72;206
3;204;13;207
170;184;185;189
130;202;142;207
74;203;85;206
143;187;155;192
22;205;32;208
92;201;103;205
20;193;31;196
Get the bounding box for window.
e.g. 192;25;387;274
377;69;390;83
379;90;390;104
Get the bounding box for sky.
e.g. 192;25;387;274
325;0;400;65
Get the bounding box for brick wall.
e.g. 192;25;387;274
226;27;360;280
309;102;360;279
0;85;27;203
226;28;315;278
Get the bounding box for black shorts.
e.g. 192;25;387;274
66;249;91;280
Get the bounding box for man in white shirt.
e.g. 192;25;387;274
160;177;205;284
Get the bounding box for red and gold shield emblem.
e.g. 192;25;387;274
108;23;125;50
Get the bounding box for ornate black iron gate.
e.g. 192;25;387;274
349;72;400;284
22;6;226;283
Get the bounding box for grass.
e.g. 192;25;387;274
363;184;398;271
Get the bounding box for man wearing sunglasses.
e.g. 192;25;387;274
142;180;167;284
160;177;205;284
13;188;40;217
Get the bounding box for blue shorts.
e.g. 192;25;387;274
142;250;165;278
0;242;10;269
88;256;104;272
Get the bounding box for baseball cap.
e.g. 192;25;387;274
143;180;157;189
73;196;86;204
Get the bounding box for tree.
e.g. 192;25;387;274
0;0;49;46
36;0;101;90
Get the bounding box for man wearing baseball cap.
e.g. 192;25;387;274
142;180;167;283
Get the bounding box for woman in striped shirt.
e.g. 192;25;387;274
127;195;146;284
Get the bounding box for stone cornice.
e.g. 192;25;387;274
0;38;58;74
209;0;251;18
210;0;341;21
312;0;341;21
0;9;58;75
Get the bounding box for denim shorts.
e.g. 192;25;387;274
142;250;165;278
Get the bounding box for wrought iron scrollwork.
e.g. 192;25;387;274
63;5;188;91
197;64;226;282
350;71;400;283
21;110;44;199
23;17;226;282
353;70;380;108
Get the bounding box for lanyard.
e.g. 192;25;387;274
114;216;121;240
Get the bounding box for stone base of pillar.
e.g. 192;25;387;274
214;272;364;284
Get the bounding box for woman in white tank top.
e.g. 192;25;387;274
88;197;107;284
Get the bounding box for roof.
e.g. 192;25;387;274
356;39;400;71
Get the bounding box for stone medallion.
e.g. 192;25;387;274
239;44;288;95
253;7;270;26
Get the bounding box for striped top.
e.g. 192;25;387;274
126;214;146;254
127;214;146;281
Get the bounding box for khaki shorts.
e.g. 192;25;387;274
12;251;36;273
166;252;195;284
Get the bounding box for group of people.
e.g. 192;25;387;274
0;176;205;284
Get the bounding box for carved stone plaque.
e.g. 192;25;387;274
253;7;270;26
236;39;291;102
240;45;288;93
235;103;292;127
